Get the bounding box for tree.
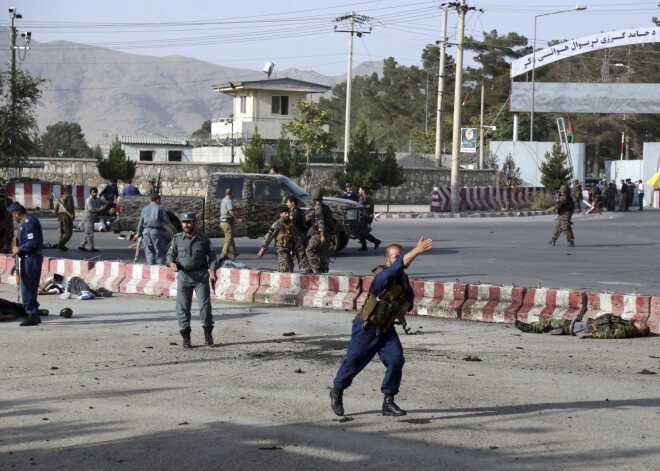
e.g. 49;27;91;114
335;119;381;192
0;66;45;169
91;144;103;160
499;153;521;188
97;136;136;182
539;141;572;191
283;100;334;179
239;126;266;173
378;143;405;211
39;121;92;158
191;119;211;138
269;131;305;178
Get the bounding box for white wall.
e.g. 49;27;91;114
490;141;586;187
604;143;660;205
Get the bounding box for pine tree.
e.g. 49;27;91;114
379;143;405;211
269;131;305;178
539;141;572;191
499;153;521;188
239;126;266;173
97;136;136;182
334;119;382;192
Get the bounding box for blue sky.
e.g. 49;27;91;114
3;1;659;75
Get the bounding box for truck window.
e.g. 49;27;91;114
253;180;285;202
279;177;309;197
214;177;244;199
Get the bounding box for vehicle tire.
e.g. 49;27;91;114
164;220;181;244
334;231;350;253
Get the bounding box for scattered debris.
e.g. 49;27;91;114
258;446;282;451
283;332;296;336
464;356;481;362
169;342;177;346
638;369;656;375
334;417;353;423
50;367;59;370
489;446;498;450
178;421;189;426
294;368;304;373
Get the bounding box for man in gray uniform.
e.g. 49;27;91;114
220;187;242;259
167;212;220;348
135;194;170;265
79;187;101;252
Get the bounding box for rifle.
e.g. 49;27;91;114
133;235;143;264
377;288;417;336
52;192;75;219
155;168;162;194
12;237;20;303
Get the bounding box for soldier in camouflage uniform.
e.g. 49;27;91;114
258;205;295;272
572;179;582;210
286;195;312;273
605;180;617;211
306;189;333;273
548;185;575;247
514;314;649;339
0;187;14;254
357;186;381;251
54;185;75;251
591;183;602;209
145;177;157;195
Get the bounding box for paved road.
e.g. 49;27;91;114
1;285;659;470
38;209;660;295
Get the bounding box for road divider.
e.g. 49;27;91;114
517;288;587;323
410;280;468;319
461;284;525;323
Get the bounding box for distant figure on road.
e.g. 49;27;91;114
515;314;649;339
220;187;242;259
547;185;575;247
572;179;582;210
134;194;170;265
637;180;645;211
357;185;381;251
79;187;101;253
341;182;359;202
121;179;141;197
605;180;617;211
54;185;75;252
619;180;629;211
257;205;295;272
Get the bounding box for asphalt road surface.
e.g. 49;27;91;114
39;209;660;295
1;285;659;470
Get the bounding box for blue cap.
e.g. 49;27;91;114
7;202;21;214
345;182;353;188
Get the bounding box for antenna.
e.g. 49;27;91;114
263;61;274;79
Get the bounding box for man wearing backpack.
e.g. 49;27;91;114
306;189;333;273
257;205;295;272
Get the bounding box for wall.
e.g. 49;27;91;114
5;158;498;205
123;144;193;163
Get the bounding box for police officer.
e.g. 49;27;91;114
357;185;381;251
0;187;13;253
547;184;575;247
306;189;333;273
285;194;312;273
330;236;433;417
54;185;75;251
9;202;44;327
134;194;170;265
167;212;220;348
342;182;359;202
257;205;295;272
79;187;101;252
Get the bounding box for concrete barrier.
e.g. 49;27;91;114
254;271;310;306
517;288;586;323
83;261;127;291
2;256;51;286
120;264;176;296
214;268;260;303
410;280;469;319
302;274;361;310
0;255;10;280
647;296;660;333
584;293;651;322
461;284;525;323
42;258;94;283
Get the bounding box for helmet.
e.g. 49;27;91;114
148;177;155;183
7;202;21;213
345;182;353;188
310;189;322;200
60;308;73;318
559;185;568;193
180;211;197;221
279;205;289;213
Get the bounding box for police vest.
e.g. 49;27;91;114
357;265;409;335
275;222;294;248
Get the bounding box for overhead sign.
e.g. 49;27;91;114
511;27;660;78
460;128;477;153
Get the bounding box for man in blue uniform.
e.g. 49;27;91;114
167;212;220;348
9;202;44;327
331;236;433;417
134;194;170;265
342;182;359;202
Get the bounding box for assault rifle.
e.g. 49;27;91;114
377;288;416;335
11;237;21;303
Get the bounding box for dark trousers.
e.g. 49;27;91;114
334;317;405;395
638;193;644;210
20;255;42;316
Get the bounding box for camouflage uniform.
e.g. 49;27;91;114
289;205;312;272
591;185;602;208
55;192;75;249
0;194;14;253
261;219;295;272
145;183;157;195
605;182;617;211
306;201;333;273
551;194;575;243
524;314;638;339
573;182;582;210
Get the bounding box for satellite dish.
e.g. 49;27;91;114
263;61;274;79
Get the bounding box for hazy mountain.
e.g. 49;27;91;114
0;27;382;148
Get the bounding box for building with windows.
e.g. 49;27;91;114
120;136;192;162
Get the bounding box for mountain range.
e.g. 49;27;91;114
1;27;382;148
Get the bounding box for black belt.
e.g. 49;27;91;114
145;226;165;231
221;218;233;223
179;265;207;271
21;251;42;258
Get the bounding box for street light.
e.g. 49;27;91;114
615;62;633;81
530;5;586;141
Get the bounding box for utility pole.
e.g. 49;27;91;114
334;13;372;164
479;81;485;169
8;8;31;78
434;6;449;168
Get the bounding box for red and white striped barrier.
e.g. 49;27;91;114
647;296;660;333
430;186;556;212
120;264;176;296
410;280;468;319
83;261;127;291
461;284;525;323
584;293;651;322
0;255;17;284
51;185;92;210
430;187;442;212
254;271;311;306
302;274;361;310
516;288;586;323
214;268;260;303
430;187;451;212
42;259;94;284
7;183;51;210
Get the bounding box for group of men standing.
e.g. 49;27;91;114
575;178;646;212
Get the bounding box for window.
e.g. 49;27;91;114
240;96;247;114
271;95;289;115
139;150;153;161
168;150;182;162
253;180;285;202
213;177;244;200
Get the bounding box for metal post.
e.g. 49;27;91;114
530;15;537;142
434;7;448;168
450;0;466;212
479;81;484;169
343;12;355;164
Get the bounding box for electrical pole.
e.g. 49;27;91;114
434;6;448;168
8;8;31;93
334;13;372;164
450;1;467;212
479;81;485;169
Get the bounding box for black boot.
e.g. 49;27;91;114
374;239;381;250
180;328;192;349
203;324;214;346
20;314;40;327
514;319;534;333
568;241;575;247
358;244;368;251
548;239;556;246
382;394;406;416
330;387;344;416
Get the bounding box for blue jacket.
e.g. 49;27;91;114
16;214;43;255
369;256;415;311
